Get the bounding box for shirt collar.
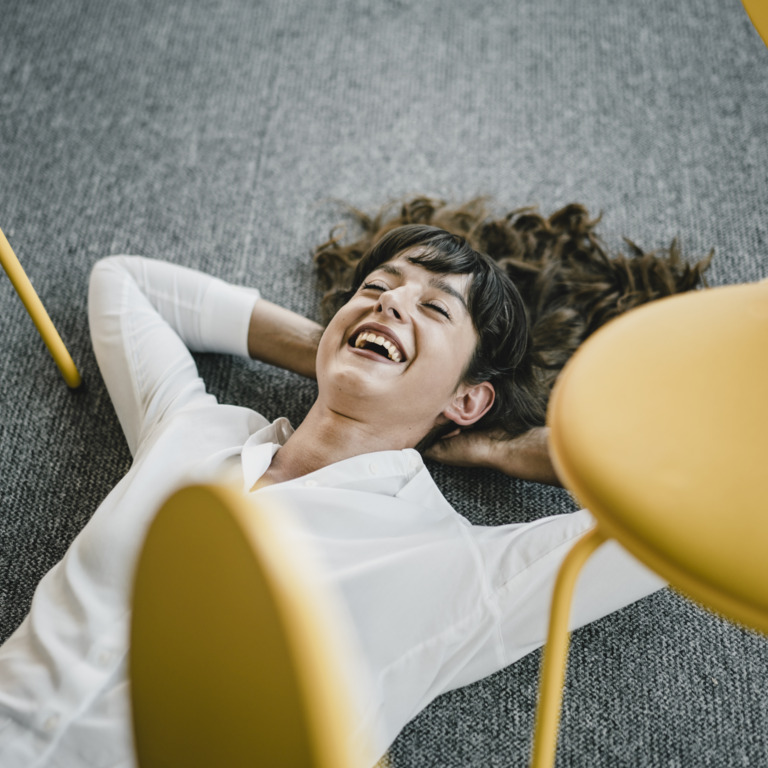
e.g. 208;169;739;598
240;417;293;492
240;417;426;497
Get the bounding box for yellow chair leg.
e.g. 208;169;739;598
530;525;607;768
0;227;81;388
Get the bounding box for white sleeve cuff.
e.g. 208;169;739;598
199;278;260;358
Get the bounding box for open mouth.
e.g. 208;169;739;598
348;326;406;363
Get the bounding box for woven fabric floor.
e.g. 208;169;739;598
1;1;767;765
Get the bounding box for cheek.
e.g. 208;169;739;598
318;305;352;354
457;328;479;371
436;327;477;377
314;326;339;380
316;325;333;356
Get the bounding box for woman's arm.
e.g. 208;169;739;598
425;426;562;486
247;300;322;380
89;256;263;454
89;256;321;456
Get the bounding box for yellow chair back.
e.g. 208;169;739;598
130;483;365;768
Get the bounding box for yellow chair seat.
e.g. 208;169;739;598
548;280;768;634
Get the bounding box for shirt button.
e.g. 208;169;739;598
304;479;318;488
368;463;378;475
96;650;113;667
43;714;60;732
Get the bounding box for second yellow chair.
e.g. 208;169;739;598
530;279;768;767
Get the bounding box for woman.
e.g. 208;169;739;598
0;200;708;767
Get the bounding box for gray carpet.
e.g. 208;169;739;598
1;0;767;765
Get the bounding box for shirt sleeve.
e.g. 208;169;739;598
451;509;666;691
88;255;260;456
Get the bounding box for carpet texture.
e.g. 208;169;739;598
1;0;767;765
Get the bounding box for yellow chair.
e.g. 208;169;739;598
530;279;768;767
130;483;366;768
0;227;81;387
742;0;768;47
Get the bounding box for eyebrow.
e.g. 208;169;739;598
375;262;469;313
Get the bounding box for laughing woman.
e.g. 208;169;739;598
314;196;711;475
0;197;709;767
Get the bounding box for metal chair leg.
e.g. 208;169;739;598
530;525;607;768
0;227;81;388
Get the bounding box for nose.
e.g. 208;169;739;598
375;286;406;321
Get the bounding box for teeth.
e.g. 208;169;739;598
354;331;402;362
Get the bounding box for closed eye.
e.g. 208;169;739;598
361;281;387;292
424;302;451;320
363;282;452;319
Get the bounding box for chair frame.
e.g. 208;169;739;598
0;226;81;387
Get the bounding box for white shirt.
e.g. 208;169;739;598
0;256;664;767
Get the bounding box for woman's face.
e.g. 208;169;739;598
314;251;490;447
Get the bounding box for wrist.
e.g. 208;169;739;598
248;300;322;378
494;428;561;486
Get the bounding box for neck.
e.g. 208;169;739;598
255;401;422;488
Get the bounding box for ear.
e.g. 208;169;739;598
442;381;495;427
